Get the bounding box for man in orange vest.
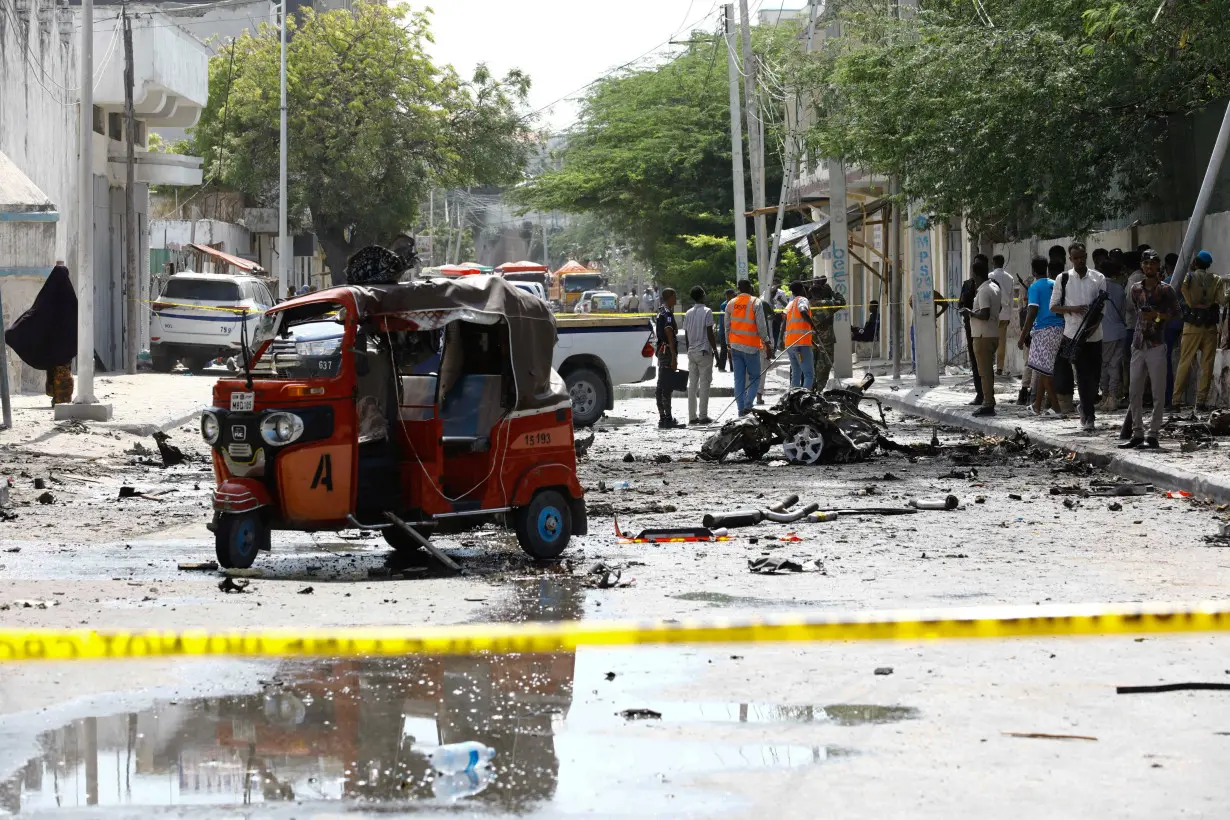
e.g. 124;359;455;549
783;280;814;389
725;279;772;415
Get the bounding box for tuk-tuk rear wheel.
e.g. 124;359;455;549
214;511;268;569
514;490;573;560
382;523;436;553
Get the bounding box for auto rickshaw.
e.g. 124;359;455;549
202;275;587;568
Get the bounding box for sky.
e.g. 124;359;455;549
419;0;800;132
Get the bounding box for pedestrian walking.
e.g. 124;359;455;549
1121;250;1181;449
810;277;845;389
1050;242;1108;433
654;288;684;429
961;255;1001;416
1019;256;1063;415
783;280;814;389
683;286;716;425
989;254;1015;375
726;280;771;416
4;263;77;406
628;290;641;313
1098;259;1128;411
715;288;735;372
1171;250;1223;411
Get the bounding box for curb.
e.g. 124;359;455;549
106;408;204;438
870;388;1230;505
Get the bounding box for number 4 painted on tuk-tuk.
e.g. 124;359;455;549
311;454;334;492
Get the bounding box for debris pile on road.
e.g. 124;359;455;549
700;385;899;464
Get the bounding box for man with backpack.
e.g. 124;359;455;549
1050;242;1108;433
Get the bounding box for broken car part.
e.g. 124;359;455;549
908;496;960;511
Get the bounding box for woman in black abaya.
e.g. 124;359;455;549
5;264;78;406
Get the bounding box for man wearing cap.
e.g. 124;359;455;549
1121;250;1181;449
1172;250;1224;411
810;277;846;389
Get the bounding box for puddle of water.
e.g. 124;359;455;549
0;582;916;817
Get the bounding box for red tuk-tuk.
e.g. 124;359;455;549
202;275;586;568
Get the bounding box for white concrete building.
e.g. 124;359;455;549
0;0;208;375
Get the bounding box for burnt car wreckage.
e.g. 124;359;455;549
700;376;924;465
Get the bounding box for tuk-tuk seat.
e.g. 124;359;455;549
441;374;503;440
441;435;491;454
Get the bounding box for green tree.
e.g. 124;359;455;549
514;26;800;294
799;0;1230;238
190;4;533;283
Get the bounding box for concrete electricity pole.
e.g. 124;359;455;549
63;0;111;420
278;0;289;299
122;3;138;375
724;4;749;284
739;0;768;297
1174;98;1230;292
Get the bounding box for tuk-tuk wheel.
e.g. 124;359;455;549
514;489;573;559
215;511;268;569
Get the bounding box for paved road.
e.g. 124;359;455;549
0;394;1226;817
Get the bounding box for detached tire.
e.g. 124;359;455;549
215;511;268;569
514;490;572;559
565;368;606;427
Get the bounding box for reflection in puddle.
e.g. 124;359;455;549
0;581;918;816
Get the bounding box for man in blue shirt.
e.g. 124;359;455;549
1018;256;1065;415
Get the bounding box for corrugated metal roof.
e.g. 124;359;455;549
0;151;54;213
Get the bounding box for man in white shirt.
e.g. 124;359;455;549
989;255;1015;375
1049;242;1108;432
682;285;717;424
961;255;1001;416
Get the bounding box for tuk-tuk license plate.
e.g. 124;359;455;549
230;392;255;412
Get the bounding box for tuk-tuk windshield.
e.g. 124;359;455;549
250;302;348;379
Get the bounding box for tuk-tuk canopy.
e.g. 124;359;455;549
350;276;567;413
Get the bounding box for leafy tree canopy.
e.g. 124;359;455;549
799;0;1230;239
190;4;533;282
514;27;803;295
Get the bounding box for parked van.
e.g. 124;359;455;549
150;272;276;372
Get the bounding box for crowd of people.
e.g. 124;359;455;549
650;277;846;429
961;242;1224;446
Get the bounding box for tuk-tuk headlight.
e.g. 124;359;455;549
201;411;220;445
261;412;304;446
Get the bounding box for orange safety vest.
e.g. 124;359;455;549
727;294;762;349
783;296;813;348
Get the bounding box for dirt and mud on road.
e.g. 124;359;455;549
0;396;1229;817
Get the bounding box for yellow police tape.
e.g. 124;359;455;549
0;602;1226;662
146;301;254;314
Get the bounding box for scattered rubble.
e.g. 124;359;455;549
218;577;251;593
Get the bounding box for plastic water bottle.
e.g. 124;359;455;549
611;480;632;490
423;742;495;774
432;766;494;801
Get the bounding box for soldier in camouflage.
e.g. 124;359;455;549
810;277;846;389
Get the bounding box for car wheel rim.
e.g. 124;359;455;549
536;506;562;543
234;519;257;557
569;381;596;415
783;424;825;464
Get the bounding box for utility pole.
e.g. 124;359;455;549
766;0;820;284
1175;98;1230;292
63;0;111;420
724;4;748;283
122;3;137;375
541;220;550;269
278;0;289;299
889;179;902;380
739;0;768;296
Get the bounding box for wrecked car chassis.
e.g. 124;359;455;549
701;385;893;465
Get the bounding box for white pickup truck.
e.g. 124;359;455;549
554;314;656;426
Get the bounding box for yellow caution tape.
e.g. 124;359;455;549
1;602;1227;662
147;301;255;314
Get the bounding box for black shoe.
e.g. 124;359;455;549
972;406;996;417
658;418;685;429
1119;437;1144;449
1016;389;1031;405
968;397;984;406
1145;436;1160;448
697;416;714;425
